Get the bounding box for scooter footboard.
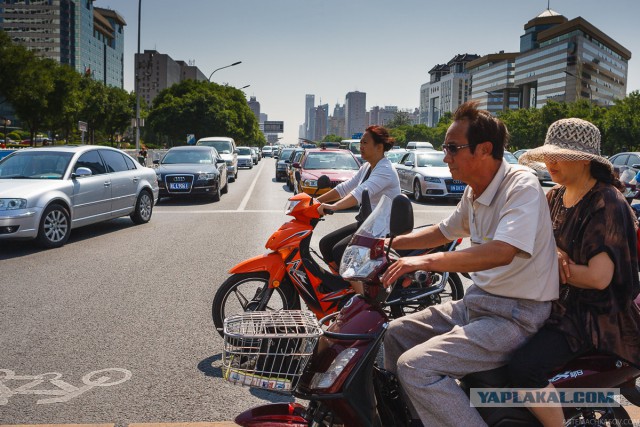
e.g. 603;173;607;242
235;402;307;426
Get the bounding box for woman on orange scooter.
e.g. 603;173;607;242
317;125;401;271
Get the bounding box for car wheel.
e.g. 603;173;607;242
36;203;71;248
211;181;221;202
130;190;153;224
413;180;423;201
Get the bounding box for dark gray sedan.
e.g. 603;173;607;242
154;146;228;202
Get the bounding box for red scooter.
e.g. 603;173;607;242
226;194;640;427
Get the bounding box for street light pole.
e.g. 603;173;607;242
207;61;242;82
135;0;142;153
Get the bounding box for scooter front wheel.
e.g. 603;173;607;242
212;272;300;338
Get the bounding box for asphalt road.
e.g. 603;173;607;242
0;157;462;426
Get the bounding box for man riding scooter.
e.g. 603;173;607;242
381;101;559;427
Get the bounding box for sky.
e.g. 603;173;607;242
99;0;640;143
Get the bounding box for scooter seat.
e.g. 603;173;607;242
460;365;510;389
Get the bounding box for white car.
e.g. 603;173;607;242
196;137;238;181
0;145;158;248
395;151;466;201
261;146;273;157
236;146;254;169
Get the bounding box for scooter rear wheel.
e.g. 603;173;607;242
212;272;300;338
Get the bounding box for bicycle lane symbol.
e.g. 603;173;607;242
0;368;132;405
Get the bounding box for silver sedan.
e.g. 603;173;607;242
395;151;466;201
0;145;159;248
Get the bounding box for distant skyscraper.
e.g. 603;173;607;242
329;103;345;137
0;1;127;88
305;94;315;139
345;91;366;138
313;104;329;141
248;96;260;121
135;49;207;106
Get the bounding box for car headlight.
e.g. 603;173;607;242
0;198;27;210
310;348;358;389
424;177;441;183
303;179;317;187
198;172;216;180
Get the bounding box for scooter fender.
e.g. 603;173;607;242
235;402;307;426
228;252;287;287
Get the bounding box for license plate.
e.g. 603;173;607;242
450;184;466;193
169;182;190;190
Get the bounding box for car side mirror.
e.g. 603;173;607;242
404;161;414;167
293;162;301;169
153;159;159;165
234;149;239;154
632;164;640;169
216;158;226;164
72;167;92;178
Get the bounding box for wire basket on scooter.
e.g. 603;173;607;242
222;310;322;393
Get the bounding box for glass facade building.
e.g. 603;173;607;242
0;0;126;88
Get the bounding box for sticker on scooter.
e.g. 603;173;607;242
0;368;132;405
549;369;584;383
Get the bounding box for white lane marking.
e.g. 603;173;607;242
154;208;455;214
237;160;266;211
0;368;132;405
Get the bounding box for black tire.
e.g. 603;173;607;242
287;179;293;191
563;405;631;426
413;180;423;201
36;203;71;248
390;272;463;318
130;190;153;224
211;182;221;202
212;272;300;338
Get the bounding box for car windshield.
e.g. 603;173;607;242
199;140;233;154
349;142;361;154
386;151;406;163
162;150;213;164
263;147;272;152
238;148;252;155
504;152;518;164
280;149;294;160
0;151;73;179
303;151;359;170
416;152;447;167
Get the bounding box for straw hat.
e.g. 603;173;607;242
518;118;612;171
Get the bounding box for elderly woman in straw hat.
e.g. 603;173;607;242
507;118;640;426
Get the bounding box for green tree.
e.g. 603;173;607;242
322;134;342;142
602;91;640;154
386;111;412;128
147;80;262;146
45;64;83;142
102;88;134;145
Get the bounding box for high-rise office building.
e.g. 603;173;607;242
345;91;366;138
313;104;329;141
468;9;631;113
248;96;260;121
135;49;207;106
304;94;315;140
0;1;126;88
329;103;345;137
419;54;478;126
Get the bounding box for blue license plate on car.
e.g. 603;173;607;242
450;184;466;193
169;183;190;190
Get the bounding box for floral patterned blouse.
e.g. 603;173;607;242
546;182;640;366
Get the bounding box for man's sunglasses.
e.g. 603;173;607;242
442;143;471;155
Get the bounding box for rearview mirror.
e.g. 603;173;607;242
72;167;93;178
317;175;331;189
389;195;414;237
292;162;301;169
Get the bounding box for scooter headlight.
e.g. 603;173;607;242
309;348;358;389
284;199;300;214
340;245;385;280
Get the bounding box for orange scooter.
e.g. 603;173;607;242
211;176;354;337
